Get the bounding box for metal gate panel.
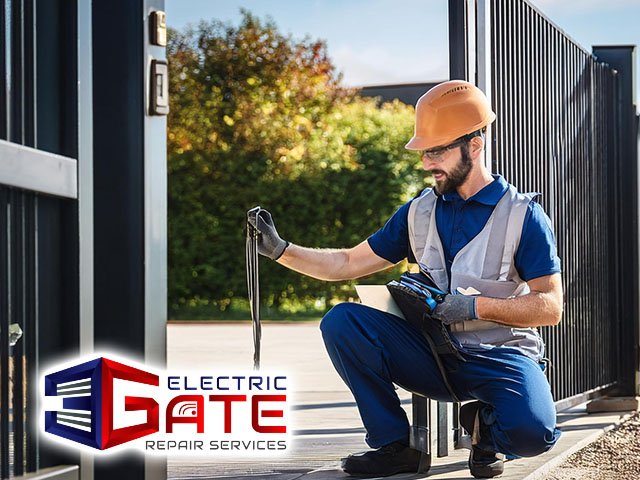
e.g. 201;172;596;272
1;0;83;478
439;0;635;457
484;0;623;404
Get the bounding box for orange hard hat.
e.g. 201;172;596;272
405;80;496;151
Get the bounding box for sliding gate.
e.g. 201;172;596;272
0;0;94;478
479;0;638;406
1;0;168;479
415;0;638;459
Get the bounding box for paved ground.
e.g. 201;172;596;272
166;322;635;480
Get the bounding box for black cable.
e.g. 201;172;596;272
246;207;261;370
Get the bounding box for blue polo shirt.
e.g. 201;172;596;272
367;174;561;282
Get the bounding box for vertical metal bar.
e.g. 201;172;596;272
9;0;23;144
436;401;448;457
524;2;531;191
78;0;94;476
78;0;94;355
476;0;492;170
1;187;11;479
559;28;566;400
569;41;575;398
574;43;580;397
602;65;608;387
448;0;468;81
0;0;7;140
452;401;460;445
592;60;598;387
576;45;583;397
410;394;431;467
144;3;168;479
25;193;37;472
23;0;35;147
11;190;24;476
516;0;523;184
585;51;593;392
559;30;567;399
576;44;581;397
535;13;542;197
569;42;575;397
552;29;573;398
547;21;555;395
601;66;608;386
440;0;470;455
493;0;499;171
506;0;513;177
613;69;623;388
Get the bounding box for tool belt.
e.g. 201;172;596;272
387;272;464;401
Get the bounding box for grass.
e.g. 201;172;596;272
168;303;327;322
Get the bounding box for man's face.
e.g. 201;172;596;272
422;142;473;195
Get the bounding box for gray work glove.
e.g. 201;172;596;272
432;294;477;325
247;208;289;261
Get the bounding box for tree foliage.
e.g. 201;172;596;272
168;11;427;315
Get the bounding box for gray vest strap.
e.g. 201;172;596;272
482;189;540;280
407;188;437;266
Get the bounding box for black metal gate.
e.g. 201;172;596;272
1;1;168;479
449;0;638;408
0;0;83;478
413;0;639;459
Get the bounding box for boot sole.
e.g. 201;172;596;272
342;459;423;478
468;456;504;478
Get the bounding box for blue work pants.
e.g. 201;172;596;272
320;303;561;458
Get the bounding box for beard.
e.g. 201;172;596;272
431;144;473;195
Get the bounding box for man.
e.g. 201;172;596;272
248;80;562;478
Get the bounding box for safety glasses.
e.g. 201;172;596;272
419;138;467;162
419;129;485;162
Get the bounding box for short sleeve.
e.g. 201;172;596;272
367;201;411;264
515;201;562;281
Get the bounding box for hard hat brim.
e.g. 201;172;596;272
404;112;496;151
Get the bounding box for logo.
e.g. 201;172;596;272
44;357;160;450
42;355;290;455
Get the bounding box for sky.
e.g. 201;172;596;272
166;0;639;107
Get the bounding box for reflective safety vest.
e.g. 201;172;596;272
407;185;544;361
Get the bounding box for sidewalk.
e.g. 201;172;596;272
167;322;634;480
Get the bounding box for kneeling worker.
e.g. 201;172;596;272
248;80;562;478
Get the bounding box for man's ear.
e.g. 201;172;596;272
468;135;485;159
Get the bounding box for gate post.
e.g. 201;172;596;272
92;0;167;479
592;46;639;396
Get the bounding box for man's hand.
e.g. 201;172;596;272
432;294;477;325
247;208;289;261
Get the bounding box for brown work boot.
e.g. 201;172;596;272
340;441;423;477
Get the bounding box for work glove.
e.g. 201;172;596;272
247;207;289;261
432;294;477;325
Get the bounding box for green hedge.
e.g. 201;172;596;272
168;12;429;318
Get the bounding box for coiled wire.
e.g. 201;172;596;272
246;207;262;370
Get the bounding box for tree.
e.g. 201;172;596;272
168;11;426;316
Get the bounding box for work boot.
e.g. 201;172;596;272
340;441;422;477
459;401;504;478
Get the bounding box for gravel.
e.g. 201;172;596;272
545;411;640;479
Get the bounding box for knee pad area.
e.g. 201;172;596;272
502;420;560;457
319;303;365;339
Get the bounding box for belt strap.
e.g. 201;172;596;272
398;313;462;402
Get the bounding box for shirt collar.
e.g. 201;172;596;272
440;174;508;206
